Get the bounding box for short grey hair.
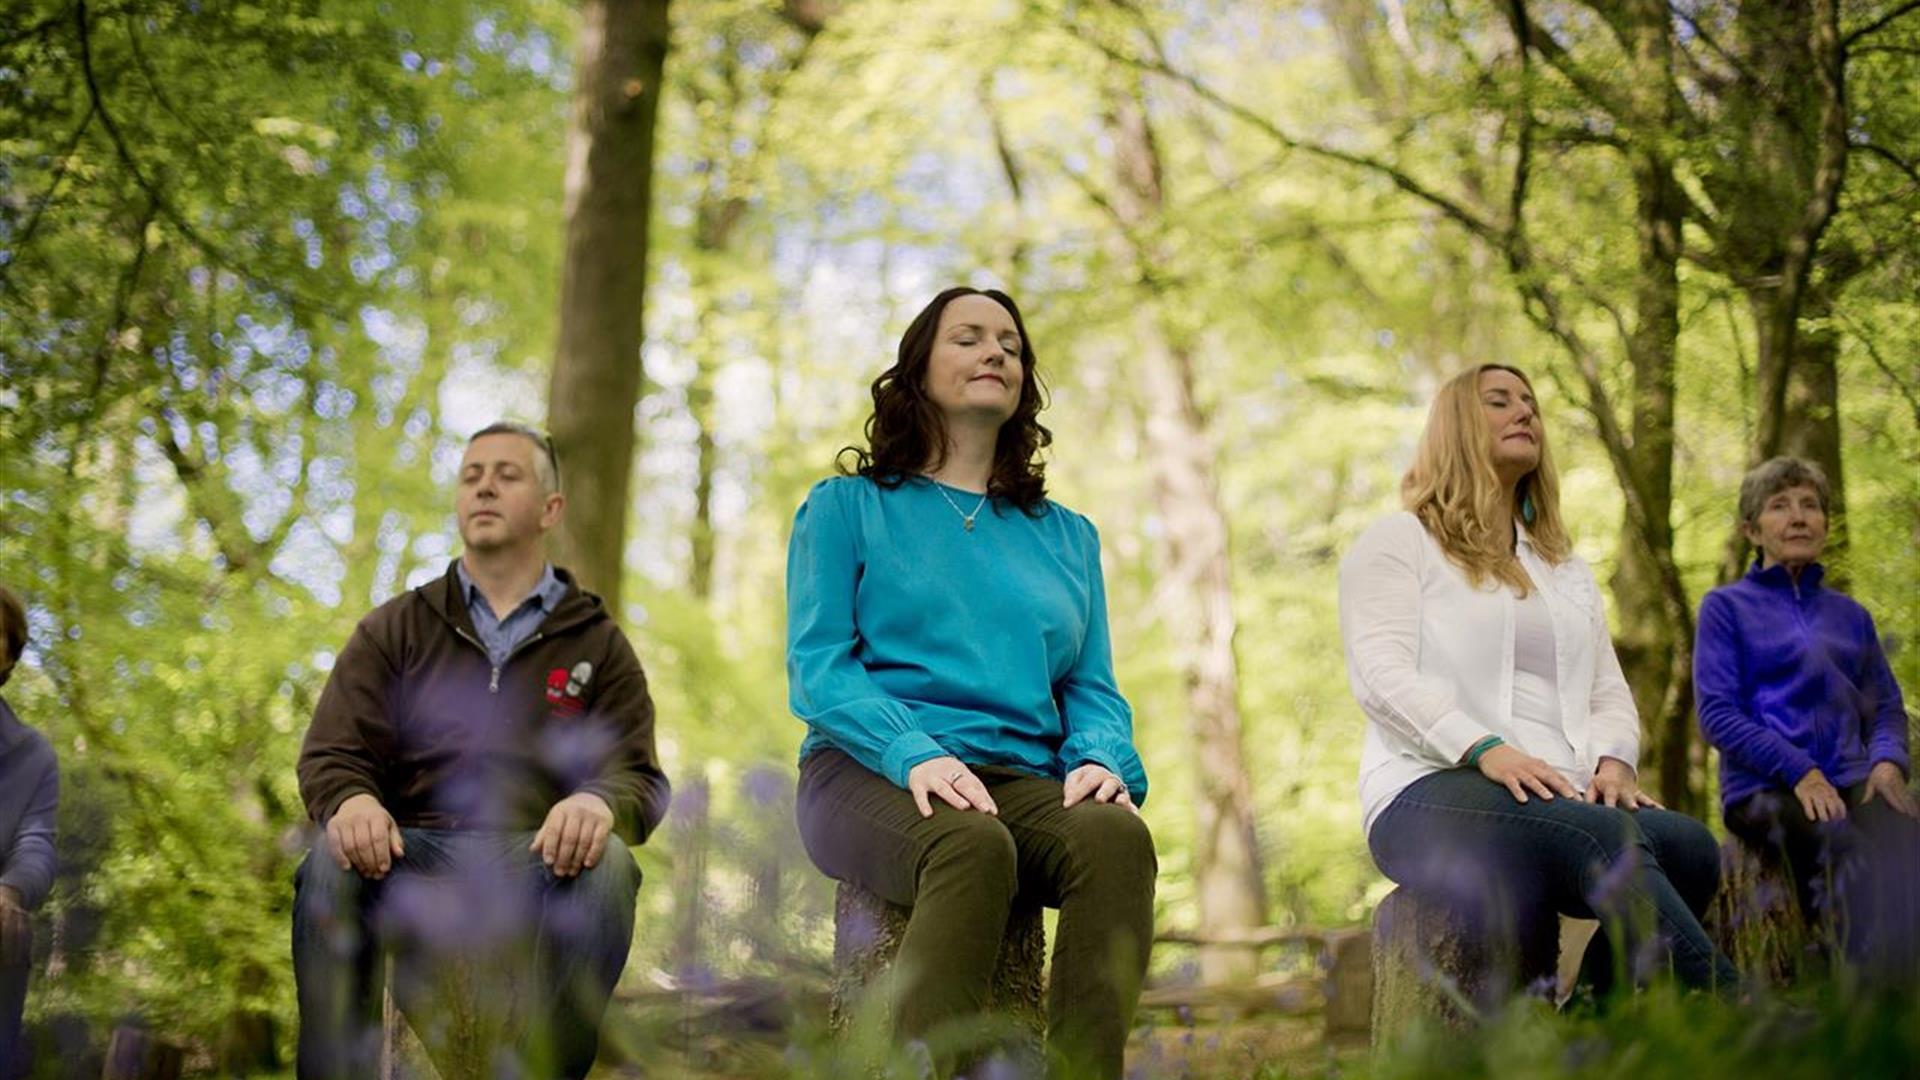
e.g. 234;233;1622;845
1738;456;1829;526
468;421;560;493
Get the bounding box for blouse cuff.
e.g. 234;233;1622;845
881;730;949;789
1427;709;1488;765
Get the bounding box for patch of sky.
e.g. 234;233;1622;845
438;344;540;438
372;550;403;606
269;434;306;488
412;529;452;563
339;184;369;221
429;440;464;488
251;369;306;416
403;406;433;441
304;451;348;501
194;420;222;462
319;501;355;546
313;380;359;420
229;444;290;541
268;517;345;606
404;558;446;591
370;510;408;558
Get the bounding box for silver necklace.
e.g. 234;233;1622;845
931;481;989;531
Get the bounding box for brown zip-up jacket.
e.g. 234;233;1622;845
298;561;671;843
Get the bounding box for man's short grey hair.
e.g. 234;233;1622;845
1738;456;1829;526
468;421;561;493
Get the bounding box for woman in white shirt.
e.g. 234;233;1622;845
1340;364;1737;998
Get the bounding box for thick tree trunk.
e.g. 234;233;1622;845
1138;326;1269;986
1104;80;1267;986
1712;0;1849;584
1609;0;1695;812
546;0;672;612
1782;283;1847;575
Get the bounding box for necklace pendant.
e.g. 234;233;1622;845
963;517;975;531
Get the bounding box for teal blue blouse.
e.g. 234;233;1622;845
786;475;1148;803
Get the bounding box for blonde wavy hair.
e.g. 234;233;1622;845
1402;364;1569;595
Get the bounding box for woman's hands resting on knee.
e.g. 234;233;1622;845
1475;744;1578;804
1063;763;1138;814
907;755;999;818
1583;756;1661;810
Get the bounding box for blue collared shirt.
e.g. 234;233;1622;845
455;561;569;667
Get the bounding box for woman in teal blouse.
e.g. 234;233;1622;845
787;286;1155;1078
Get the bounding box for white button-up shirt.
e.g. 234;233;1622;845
1338;511;1641;838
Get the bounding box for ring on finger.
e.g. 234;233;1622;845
946;770;964;783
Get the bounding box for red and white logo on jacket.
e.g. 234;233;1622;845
545;661;593;716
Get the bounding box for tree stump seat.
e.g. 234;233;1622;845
1706;835;1811;987
380;940;535;1080
828;880;1048;1046
1369;886;1567;1046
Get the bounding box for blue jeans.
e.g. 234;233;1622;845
1369;768;1738;997
291;827;639;1079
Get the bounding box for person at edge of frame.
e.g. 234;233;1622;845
1695;455;1920;984
0;585;58;1080
291;421;671;1079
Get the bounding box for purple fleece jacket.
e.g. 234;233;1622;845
0;697;58;910
1695;561;1912;812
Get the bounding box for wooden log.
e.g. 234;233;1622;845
828;880;1047;1044
99;1026;182;1080
1322;929;1373;1039
1369;887;1559;1047
1137;973;1322;1013
1706;836;1810;987
378;935;535;1080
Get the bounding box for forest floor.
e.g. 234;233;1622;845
586;995;1360;1079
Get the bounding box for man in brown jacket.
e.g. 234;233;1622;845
293;422;670;1079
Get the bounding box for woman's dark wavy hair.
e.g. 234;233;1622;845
838;286;1053;514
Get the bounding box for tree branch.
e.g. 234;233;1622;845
75;0;335;316
1058;18;1504;243
1836;309;1920;432
1850;140;1920;189
0;98;97;295
1844;0;1920;47
1754;0;1849;461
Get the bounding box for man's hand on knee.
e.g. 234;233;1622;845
327;793;405;879
532;792;615;878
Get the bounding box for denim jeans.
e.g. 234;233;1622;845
1369;768;1738;998
291;827;639;1079
1726;783;1920;981
798;749;1156;1080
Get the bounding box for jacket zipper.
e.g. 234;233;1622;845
485;631;549;695
451;612;571;693
453;626;509;694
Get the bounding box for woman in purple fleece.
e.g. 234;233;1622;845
1695;457;1919;980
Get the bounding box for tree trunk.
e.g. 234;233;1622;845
546;0;672;613
1103;77;1267;986
1608;0;1695;813
1711;0;1849;584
